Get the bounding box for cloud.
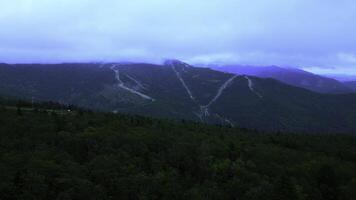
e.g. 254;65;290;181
338;53;356;65
0;0;356;74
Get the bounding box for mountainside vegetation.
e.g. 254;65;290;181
211;65;353;94
1;62;356;134
344;81;356;92
1;99;356;200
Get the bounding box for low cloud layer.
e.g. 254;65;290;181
1;0;356;74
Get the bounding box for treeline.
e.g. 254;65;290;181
0;97;82;111
0;101;356;199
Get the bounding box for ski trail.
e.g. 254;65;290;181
168;61;237;123
195;112;204;122
125;74;146;90
168;62;205;121
244;76;263;98
225;119;235;127
199;75;237;118
215;114;235;127
199;105;209;117
171;64;195;101
181;64;191;73
111;65;155;101
206;75;238;107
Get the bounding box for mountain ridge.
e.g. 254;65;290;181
1;61;356;133
211;65;353;94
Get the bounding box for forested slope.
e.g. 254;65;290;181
0;101;356;199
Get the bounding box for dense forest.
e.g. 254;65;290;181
0;100;356;200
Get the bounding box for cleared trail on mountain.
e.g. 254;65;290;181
206;75;238;107
169;62;236;125
198;74;237;122
215;114;235;127
125;74;146;90
111;65;155;101
171;64;195;101
244;76;263;98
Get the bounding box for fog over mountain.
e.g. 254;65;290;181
1;0;356;75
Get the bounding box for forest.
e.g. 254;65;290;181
0;99;356;200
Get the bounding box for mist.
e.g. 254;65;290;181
1;0;356;74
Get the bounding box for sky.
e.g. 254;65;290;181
1;0;356;75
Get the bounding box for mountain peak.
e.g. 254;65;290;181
163;59;191;67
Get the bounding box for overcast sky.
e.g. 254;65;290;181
1;0;356;74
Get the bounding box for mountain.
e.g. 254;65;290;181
1;61;356;133
344;81;356;91
211;65;353;94
325;74;356;82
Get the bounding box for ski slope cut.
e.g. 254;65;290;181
245;76;263;98
170;64;195;101
198;75;238;118
206;75;238;107
111;65;155;101
125;74;146;90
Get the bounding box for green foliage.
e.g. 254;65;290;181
2;63;356;134
0;103;356;199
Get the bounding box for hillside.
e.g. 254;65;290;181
344;81;356;91
1;62;356;133
212;65;353;94
0;101;356;199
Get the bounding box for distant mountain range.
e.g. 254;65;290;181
211;65;353;94
325;74;356;82
1;61;356;133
